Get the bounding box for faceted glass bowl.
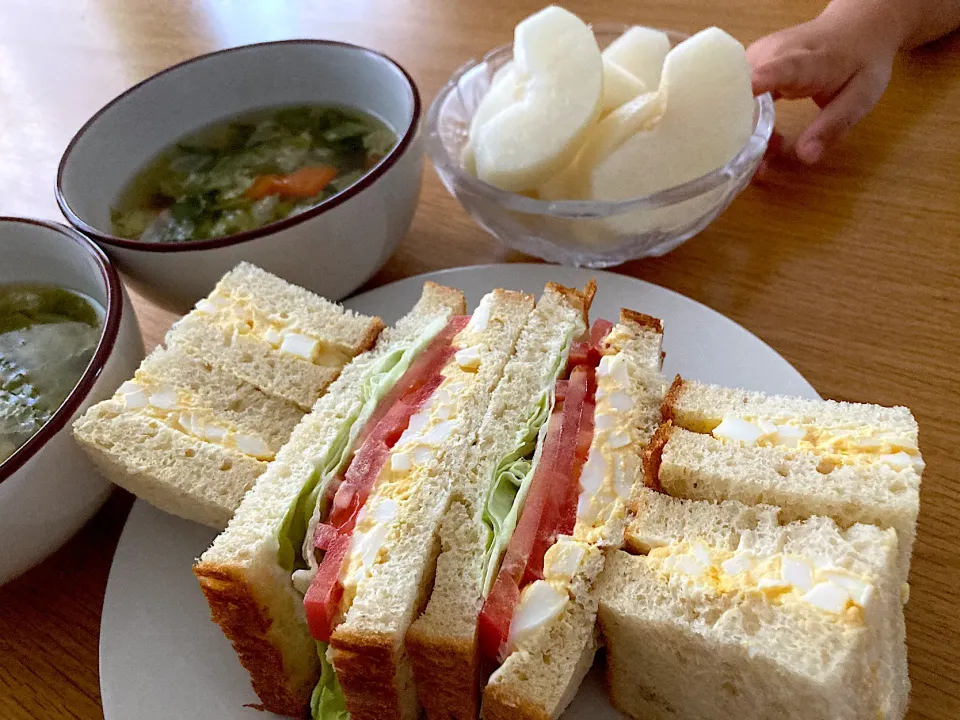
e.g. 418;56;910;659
425;24;775;268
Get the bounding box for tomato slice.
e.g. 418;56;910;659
568;319;614;369
477;365;597;662
303;315;468;641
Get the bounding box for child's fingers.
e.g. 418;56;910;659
751;50;838;100
795;73;883;163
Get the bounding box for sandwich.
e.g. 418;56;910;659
73;262;383;528
194;280;579;718
597;488;909;720
167;261;385;411
645;377;923;581
408;307;667;720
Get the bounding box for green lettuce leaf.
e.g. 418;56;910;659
310;642;350;720
478;330;576;595
277;315;450;573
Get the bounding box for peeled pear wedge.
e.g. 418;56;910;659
471;6;603;192
601;58;645;113
588;27;755;206
538;90;663;200
462;63;523;174
602;26;671;91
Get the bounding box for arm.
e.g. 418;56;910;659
748;0;960;165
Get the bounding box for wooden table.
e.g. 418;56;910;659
1;1;958;718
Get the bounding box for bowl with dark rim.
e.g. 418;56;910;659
57;40;423;313
0;217;144;584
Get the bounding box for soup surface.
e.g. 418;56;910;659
110;105;397;243
0;285;103;464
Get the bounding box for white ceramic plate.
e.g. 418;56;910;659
100;264;817;719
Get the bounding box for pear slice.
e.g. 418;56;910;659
589;27;754;205
471;6;603;192
601;58;646;113
462;63;524;174
602;26;671;91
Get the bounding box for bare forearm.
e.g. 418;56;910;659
823;0;960;50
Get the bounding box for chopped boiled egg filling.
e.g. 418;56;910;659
339;337;489;599
505;537;593;651
112;379;275;460
645;535;876;623
575;349;638;543
192;289;351;367
706;415;922;469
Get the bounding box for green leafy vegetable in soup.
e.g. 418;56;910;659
0;285;103;464
111;105;398;243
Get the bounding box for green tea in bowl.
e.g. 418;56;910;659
110;105;397;243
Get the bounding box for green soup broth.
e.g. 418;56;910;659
110;104;398;244
0;284;104;464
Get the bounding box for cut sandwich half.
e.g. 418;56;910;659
646;377;923;582
167;262;385;411
320;284;591;720
408;308;667;720
195;281;551;718
73;345;303;528
599;489;909;720
194;281;467;716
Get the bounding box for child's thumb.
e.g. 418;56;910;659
796;72;885;163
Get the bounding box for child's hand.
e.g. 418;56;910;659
747;4;902;164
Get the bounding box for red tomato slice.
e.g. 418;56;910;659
303;315;468;641
477;366;597;662
568;319;614;369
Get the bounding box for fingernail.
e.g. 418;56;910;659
799;140;823;164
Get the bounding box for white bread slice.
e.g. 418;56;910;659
480;311;668;720
167;262;384;410
193;282;465;717
483;539;605;720
73;346;303;528
406;283;593;720
329;288;541;720
651;377;922;581
604;490;909;720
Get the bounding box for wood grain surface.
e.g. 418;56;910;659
0;1;958;718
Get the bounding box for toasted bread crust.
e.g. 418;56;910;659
619;308;664;334
193;562;310;717
483;683;552;720
354;315;387;355
640;422;674;494
422;281;468;316
330;628;415;720
660;374;686;423
406;631;481;720
545;280;597;325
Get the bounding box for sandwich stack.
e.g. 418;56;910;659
73;262;383;528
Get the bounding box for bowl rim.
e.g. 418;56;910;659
0;217;124;484
425;23;774;217
55;39;422;253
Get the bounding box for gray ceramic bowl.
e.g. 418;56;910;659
57;40;423;312
0;217;144;584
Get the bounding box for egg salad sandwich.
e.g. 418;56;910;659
195;281;595;718
645;377;923;582
598;489;909;720
73;262;383;529
408;307;667;720
167;261;385;411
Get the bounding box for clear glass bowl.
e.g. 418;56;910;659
426;24;775;268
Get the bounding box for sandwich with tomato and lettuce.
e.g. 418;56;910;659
193;280;597;719
407;308;668;720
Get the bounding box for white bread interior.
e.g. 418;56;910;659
406;283;591;720
73;346;304;528
654;378;922;582
603;489;909;720
167;262;384;410
193;282;465;717
330;288;538;720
